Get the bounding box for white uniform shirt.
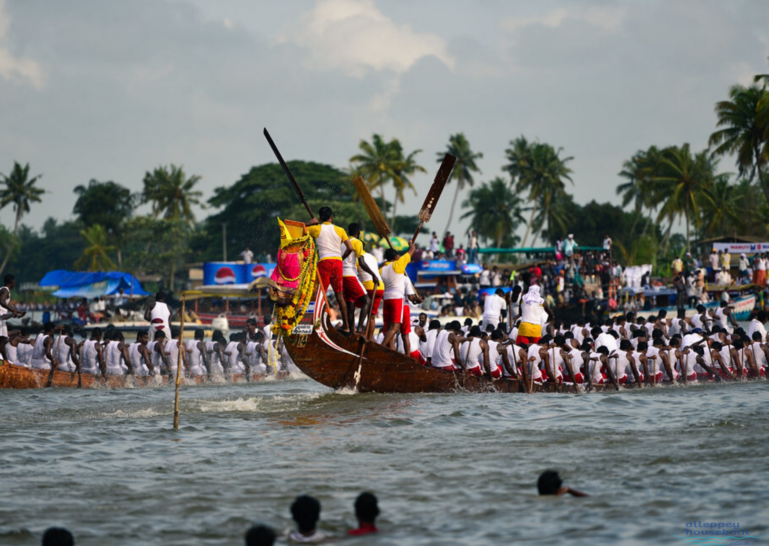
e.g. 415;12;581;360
482;294;507;328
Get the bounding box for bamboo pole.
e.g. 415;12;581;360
173;295;186;430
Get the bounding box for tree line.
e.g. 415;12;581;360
1;62;767;287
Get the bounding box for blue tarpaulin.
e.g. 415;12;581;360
39;270;151;298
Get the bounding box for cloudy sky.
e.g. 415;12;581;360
1;0;768;239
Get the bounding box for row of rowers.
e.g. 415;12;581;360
378;287;767;384
1;320;297;378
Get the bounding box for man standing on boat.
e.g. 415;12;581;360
307;207;354;333
380;242;416;350
0;274;25;350
515;285;553;345
481;288;507;330
341;223;378;335
145;291;172;341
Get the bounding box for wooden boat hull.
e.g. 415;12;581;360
0;361;289;389
284;284;614;394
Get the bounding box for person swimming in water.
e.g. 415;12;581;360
537;470;588;497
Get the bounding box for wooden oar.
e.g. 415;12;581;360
173;296;186;430
351;176;394;250
45;329;63;388
77;342;82;389
263;128;314;219
410;154;456;244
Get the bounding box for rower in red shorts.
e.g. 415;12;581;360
515;285;554;345
358;246;384;340
341;223;378;335
307;207;354;333
380;242;415;350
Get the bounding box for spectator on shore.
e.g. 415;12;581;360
42;528;74;546
240;246;254;264
348;492;380;536
467;229;479;264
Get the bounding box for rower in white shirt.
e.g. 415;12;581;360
747;311;768;342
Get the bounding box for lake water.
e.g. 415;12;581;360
1;375;768;545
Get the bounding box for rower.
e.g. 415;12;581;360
481;289;507;330
186;328;209;378
342;223;375;334
710;341;736;379
619;339;643;385
748;311;768;342
30;322;56;370
730;337;756;377
306;206;355;333
206;330;227;376
380;242;416;350
750;331;769;377
645;338;665;383
149;330;171;375
164;328;188;377
552;334;578;384
459;326;492;378
586;345;609;385
668;309;688;337
3;329;27;367
525;338;549;384
396;326;422;362
106;331;132;375
55;325;80;373
145;291;172;340
516;286;554;345
81;327;105;376
418;319;441;365
357;245;385;340
245;331;268;377
0;274;24;350
690;305;713;333
431;321;464;372
224;332;245;375
714;301;739;334
129;331;153;376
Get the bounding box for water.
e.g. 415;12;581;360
1;377;768;545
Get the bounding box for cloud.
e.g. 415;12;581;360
280;0;455;77
501;4;626;34
0;0;43;88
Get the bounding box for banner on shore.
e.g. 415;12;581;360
203;262;276;285
713;243;769;254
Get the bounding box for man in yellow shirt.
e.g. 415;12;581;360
307;207;354;333
342;223;378;334
380;241;416;349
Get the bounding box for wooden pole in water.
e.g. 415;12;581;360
173;295;186;430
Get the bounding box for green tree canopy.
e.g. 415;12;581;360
461;177;524;248
142;164;202;225
73;179;135;235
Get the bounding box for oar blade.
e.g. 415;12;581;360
352;176;391;241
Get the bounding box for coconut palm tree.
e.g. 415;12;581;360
75;224;116;272
438;133;483;234
616;146;662;237
390;141;426;226
697;174;744;238
504;136;531;186
142;165;202;225
512;142;573;246
350;135;401;213
0;162;44;275
461;177;524;249
709;84;769;205
654;144;715;252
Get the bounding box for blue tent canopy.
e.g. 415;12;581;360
39;270;151;298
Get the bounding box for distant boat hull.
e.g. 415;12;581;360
612;294;756;322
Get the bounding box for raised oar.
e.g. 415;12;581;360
410;154;456;244
173;295;186;430
45;328;64;388
263;128;314;219
351;176;393;250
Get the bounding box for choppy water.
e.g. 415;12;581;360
1;376;768;545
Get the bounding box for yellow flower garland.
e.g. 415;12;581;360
272;236;317;336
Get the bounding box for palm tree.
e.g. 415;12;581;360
75;224;116;271
507;141;573;246
0;162;44;275
390;141;426;226
438;133;482;234
654;144;715;251
461;177;525;249
697;174;743;237
350;135;401;213
142;165;202;225
709;84;769;205
616;146;662;237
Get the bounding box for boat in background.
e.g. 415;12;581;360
614;285;758;321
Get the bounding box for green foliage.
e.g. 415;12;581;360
75;224;116;272
142;164;202;225
392;215;428;238
122;216;191;289
461;177;524;248
438;133;483;233
73;179;135;235
7;219;85;282
199;161;363;260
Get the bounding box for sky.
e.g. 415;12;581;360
0;0;768;241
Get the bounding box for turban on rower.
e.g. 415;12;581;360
522;285;544;306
